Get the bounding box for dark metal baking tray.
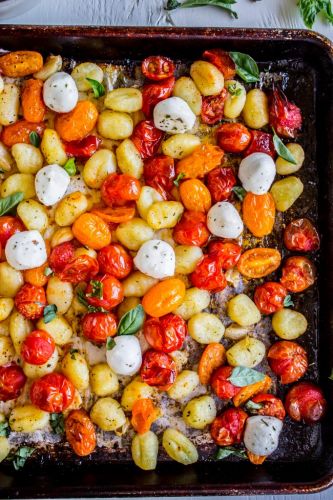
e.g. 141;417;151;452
0;26;332;497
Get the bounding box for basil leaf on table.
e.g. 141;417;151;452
50;413;65;435
229;52;260;83
272;129;297;164
165;0;238;18
216;446;247;460
43;304;57;323
29;131;41;147
86;78;105;98
0;192;24;216
117;304;145;336
228;366;265;387
298;0;333;29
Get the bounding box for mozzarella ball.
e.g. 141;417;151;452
134;239;175;279
5;230;47;270
207;202;243;238
244;416;283;456
106;336;142;376
238;153;276;195
43;72;78;113
35;165;70;206
153;97;196;134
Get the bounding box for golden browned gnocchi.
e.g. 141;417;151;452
162;428;198;465
131;431;158;471
182;395;216;429
90;397;126;431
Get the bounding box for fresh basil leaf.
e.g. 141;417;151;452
77;289;108;313
0;420;10;437
283;294;294;308
29;131;41;147
272;129;297;164
44;266;54;277
165;0;238;18
329;369;333;381
11;446;35;470
174;172;185;187
118;304;145;336
63;157;77;176
43;304;57;324
244;400;264;413
227;82;242;96
0;192;24;216
298;0;333;28
106;337;116;350
86;78;105;98
86;280;103;299
50;413;65;435
228;366;265;387
232;186;246;201
229;51;260;83
216;446;247;460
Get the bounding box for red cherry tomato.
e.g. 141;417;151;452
0;216;24;247
131;120;164;160
173;211;210;247
58;255;99;284
81;312;118;344
206;167;236;203
208;241;242;270
0;363;26;402
49;241;75;273
142;76;175;117
85;274;124;310
251;393;286;420
14;283;46;320
30;373;75;413
141;56;175;81
216;123;251;153
201;89;227;125
269;88;302;138
140;349;177;391
64;135;101;159
101;173;141;207
97;243;133;279
268;341;308;384
283;218;320;252
210;408;248;446
244;130;275;158
190;253;227;292
203;49;236;79
285;381;327;423
211;366;241;400
144;313;187;353
280;256;316;293
21;329;55;365
144;155;175;193
254;282;288;315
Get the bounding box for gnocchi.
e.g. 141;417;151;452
183;395;216;429
11;143;43;174
226;336;266;368
90;397;127;431
188;312;225;344
90;363;119;396
83;149;117;188
272;308;308;340
162;428;198;465
131;431;159;471
9;404;49;432
167;370;200;401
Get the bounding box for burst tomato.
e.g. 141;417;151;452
131;120;164;159
216;123;251;153
14;283;46;320
269;88;302;138
85;274;124;310
131;398;159;434
191;253;227;292
285;382;327;423
179;179;212;212
49;241;75;273
143;313;187;353
81;312;118;344
201;89;227;125
101;173;141;207
55;100;98;142
58;255;99;284
242;192;275;237
173;211;210;247
237;248;281;279
244;130;275;158
176;144;224;179
21;329;55;365
72;213;111;250
144;154;175;193
254;282;288;315
91;205;135;224
280;256;316;293
64;135;100;159
142;55;175;81
142;76;175;117
251;393;286;420
21;78;46;123
142;278;185;318
65;409;96;457
208;241;242;270
268;341;308;384
211;366;241;400
206;167;236;203
1;120;45;147
210;408;248;446
203;49;236;79
97;243;133;279
30;373;75;413
198;343;226;385
0;216;24;247
140;349;177;391
0;363;26;402
283;218;320;252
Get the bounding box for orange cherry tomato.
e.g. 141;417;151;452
58;255;99;284
90;205;135;224
285;382;327;424
173;211;210;247
0;216;24;247
14;283;46;320
211;366;241;400
179;179;212;212
131;398;160;434
72;213;111;250
198;343;226;385
242;192;275;237
49;242;76;273
97;243;133;279
24;263;49;287
283;218;320;252
0;51;43;77
247;452;267;465
142;278;186;318
81;312;118;344
216;123;251;153
101;173;141;207
268;340;308;384
191;253;227;292
176;144;224;179
30;373;75;413
254;282;287;315
1;120;45;147
140;349;177;391
203;49;236;79
143;313;187;353
208;241;242;270
21;79;46;123
210;408;248;446
55;100;98;142
233;375;272;408
251;393;286;420
280;256;316;293
65;409;96;457
21;330;55;366
0;363;26;402
85;274;124;310
237;248;281;279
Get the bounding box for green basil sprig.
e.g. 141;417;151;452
0;192;24;216
50;413;65;435
106;337;116;350
0;419;10;437
44;266;54;277
117;304;145;336
86;78;105;98
10;446;35;471
229;52;260;83
63;158;77;176
29;131;41;147
86;280;103;299
228;366;265;387
174;172;185;187
77;289;108;313
165;0;238;18
216;446;247;460
244;400;264;413
298;0;333;29
272;128;297;164
283;295;294;308
232;186;246;201
43;304;57;324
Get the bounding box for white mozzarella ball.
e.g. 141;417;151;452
238;153;276;194
133;239;175;279
106;336;142;376
43;72;78;113
207;202;243;238
35;165;70;206
244;416;283;456
153;97;196;134
5;230;47;270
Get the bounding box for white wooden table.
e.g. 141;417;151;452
0;0;332;499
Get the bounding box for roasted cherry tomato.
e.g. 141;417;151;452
254;282;288;315
131;398;159;434
101;173;141;207
58;255;99;284
131;120;164;160
203;49;236;79
140;349;177;391
0;216;24;247
283;218;320;252
55;100;98;142
97;243;133;279
24;263;49;287
216;123;251;153
208;241;242;270
30;373;75;413
285;382;327;424
250;393;286;420
144;154;175;193
211;366;241;400
14;283;46;320
173;211;210;247
91;205;135;224
81;312;118;344
21;329;55;366
176;144;224;179
49;241;75;273
142;76;175;117
242;192;275;237
85;274;124;310
21;78;46;123
0;363;26;402
201;89;227;125
269;88;302;138
268;340;308;384
237;248;281;279
65;409;96;457
206;167;236;203
144;313;187;353
1;120;45;147
191;253;227;292
142;55;175;81
210;408;248;446
280;256;316;293
198;343;226;385
142;278;185;318
64;135;101;159
179;179;212;212
244;130;275;158
72;213;111;250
